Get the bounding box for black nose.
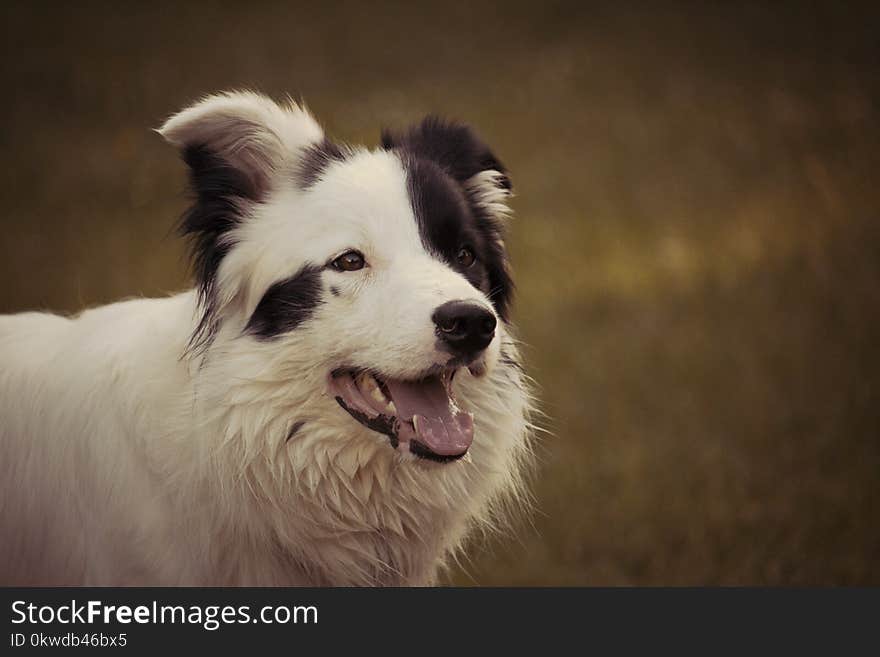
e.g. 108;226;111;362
432;300;497;356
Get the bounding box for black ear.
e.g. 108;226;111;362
381;116;511;191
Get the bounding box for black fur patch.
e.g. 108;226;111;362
179;144;260;353
404;157;490;294
382;117;514;320
298;138;351;188
245;265;324;339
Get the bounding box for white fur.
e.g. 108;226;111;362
0;92;534;586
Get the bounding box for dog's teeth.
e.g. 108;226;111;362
386;400;396;415
412;415;421;432
358;372;388;405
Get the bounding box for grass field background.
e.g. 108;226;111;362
1;1;878;584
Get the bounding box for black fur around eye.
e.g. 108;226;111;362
457;246;476;268
331;250;365;272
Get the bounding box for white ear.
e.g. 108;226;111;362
158;90;324;197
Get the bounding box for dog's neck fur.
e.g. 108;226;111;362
146;294;533;586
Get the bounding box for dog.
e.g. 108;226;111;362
0;91;534;586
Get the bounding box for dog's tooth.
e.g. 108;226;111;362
371;387;387;406
355;372;373;397
386;400;396;415
361;373;388;405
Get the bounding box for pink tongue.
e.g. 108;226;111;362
385;376;474;456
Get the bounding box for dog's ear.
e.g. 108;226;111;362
158;91;325;355
381;116;512;224
159;91;324;199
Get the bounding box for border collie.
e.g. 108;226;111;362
0;91;534;586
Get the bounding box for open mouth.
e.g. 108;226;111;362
329;368;474;462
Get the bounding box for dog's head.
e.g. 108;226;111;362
160;91;515;462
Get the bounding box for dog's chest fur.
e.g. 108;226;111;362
160;339;531;586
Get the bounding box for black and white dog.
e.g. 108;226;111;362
0;92;534;586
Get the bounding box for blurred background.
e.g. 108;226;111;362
2;1;878;585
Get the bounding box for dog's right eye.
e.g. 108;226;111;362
331;250;366;272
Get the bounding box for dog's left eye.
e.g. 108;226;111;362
457;246;476;268
331;250;366;272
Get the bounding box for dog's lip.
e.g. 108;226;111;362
329;367;473;460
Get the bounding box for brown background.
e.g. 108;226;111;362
2;1;878;584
